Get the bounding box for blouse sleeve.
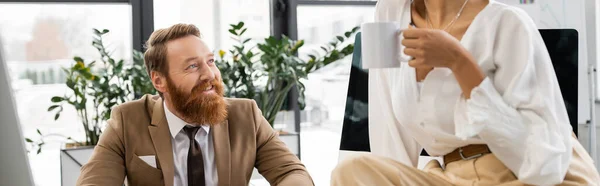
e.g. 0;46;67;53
453;8;573;185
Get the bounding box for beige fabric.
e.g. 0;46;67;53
76;94;313;186
332;135;599;186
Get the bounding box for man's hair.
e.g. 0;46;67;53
144;23;201;96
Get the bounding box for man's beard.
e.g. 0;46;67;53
166;76;228;126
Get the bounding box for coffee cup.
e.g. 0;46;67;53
361;22;413;69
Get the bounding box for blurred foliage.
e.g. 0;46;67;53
26;28;156;153
217;21;359;126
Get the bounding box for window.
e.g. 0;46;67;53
153;0;271;53
296;5;374;186
333;20;344;36
0;3;132;185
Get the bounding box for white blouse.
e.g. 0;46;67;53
369;0;573;185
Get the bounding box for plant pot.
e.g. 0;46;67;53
273;110;301;156
276;129;292;135
276;130;300;156
60;143;94;186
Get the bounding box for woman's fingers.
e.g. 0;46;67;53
401;39;421;49
403;48;421;58
401;27;426;39
408;58;428;68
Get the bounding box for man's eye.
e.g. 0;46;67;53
187;64;198;69
208;59;215;64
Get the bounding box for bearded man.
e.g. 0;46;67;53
76;23;313;186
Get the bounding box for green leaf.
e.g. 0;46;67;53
54;113;60;120
320;46;328;52
37;148;41;154
266;37;277;46
243;38;252;44
228;29;237;36
236;22;245;29
51;96;64;103
240;28;248;35
74;88;83;98
37;129;41;135
336;36;345;42
344;31;352;38
352;26;360;32
73;57;84;63
47;105;59;111
308;55;317;60
330;41;338;48
103;111;111;119
25;138;33;143
116;60;124;73
62;68;70;75
66;79;75;89
81;71;93;80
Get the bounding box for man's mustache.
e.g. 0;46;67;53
191;78;219;94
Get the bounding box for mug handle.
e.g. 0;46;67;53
397;29;415;63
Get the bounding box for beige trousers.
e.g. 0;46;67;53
331;136;600;186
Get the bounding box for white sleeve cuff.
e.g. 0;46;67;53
454;77;521;140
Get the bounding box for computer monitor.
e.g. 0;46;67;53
339;29;580;153
0;37;35;185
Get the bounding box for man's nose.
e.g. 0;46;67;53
198;62;215;82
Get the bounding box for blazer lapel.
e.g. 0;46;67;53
213;119;231;186
147;97;175;186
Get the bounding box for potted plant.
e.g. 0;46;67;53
24;28;155;186
216;22;358;155
217;22;358;127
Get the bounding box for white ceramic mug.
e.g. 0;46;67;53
361;22;413;69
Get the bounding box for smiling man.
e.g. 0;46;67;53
76;23;313;186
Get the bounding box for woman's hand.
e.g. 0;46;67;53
401;27;471;71
402;27;485;98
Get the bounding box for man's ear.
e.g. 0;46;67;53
151;71;167;94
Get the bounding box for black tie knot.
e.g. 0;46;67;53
183;125;200;141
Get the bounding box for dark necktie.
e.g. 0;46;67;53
183;126;205;186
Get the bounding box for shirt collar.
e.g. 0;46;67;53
163;102;210;138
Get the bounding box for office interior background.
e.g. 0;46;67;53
0;0;599;185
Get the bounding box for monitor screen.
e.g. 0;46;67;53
0;36;35;185
339;32;370;152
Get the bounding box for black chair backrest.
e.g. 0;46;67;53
339;29;579;153
539;29;578;134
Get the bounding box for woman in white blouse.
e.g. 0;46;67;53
331;0;600;185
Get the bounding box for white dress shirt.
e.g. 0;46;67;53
164;103;218;186
370;0;573;185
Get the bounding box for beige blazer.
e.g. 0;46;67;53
76;95;313;186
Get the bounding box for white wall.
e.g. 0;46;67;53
579;0;599;171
